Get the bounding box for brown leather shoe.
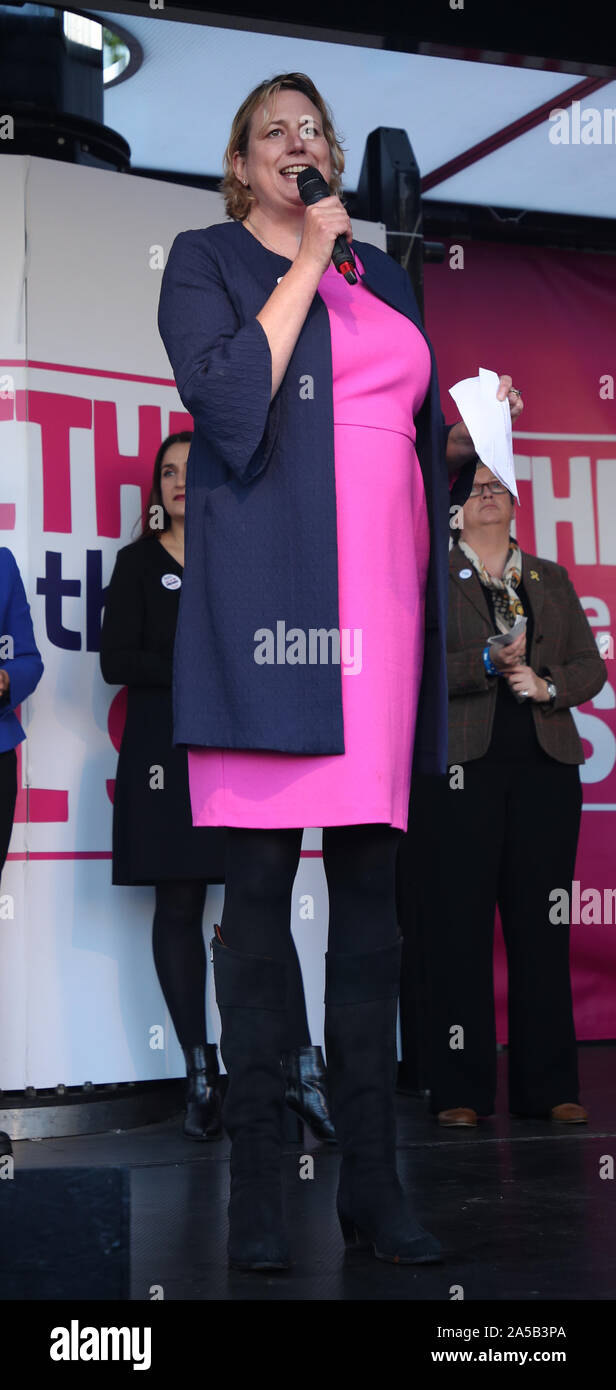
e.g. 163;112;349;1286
437;1107;478;1127
550;1103;588;1123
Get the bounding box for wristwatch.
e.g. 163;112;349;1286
545;680;557;704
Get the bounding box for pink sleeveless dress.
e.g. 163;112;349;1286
187;251;432;833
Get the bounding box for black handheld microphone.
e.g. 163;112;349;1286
296;166;358;285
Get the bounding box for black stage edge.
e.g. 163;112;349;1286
0;1078;187;1139
1;1048;614;1332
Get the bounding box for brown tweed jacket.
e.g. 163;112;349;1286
447;543;608;765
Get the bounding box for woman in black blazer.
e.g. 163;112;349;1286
100;432;334;1142
100;432;225;1139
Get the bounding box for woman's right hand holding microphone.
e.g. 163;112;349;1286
258;193;354;400
295;195;353;278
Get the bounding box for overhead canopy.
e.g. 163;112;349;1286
85;7;616;219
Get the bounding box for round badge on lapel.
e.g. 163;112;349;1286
161;573;181;590
459;568;473;579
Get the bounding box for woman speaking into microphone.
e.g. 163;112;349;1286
158;71;523;1272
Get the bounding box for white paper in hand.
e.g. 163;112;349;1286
449;367;519;501
487;615;527;649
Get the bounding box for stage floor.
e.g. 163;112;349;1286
6;1046;615;1301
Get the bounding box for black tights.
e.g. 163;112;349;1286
152;879;312;1051
221;824;402;959
153;825;402;1051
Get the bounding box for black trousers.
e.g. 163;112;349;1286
0;748;17;882
399;753;583;1116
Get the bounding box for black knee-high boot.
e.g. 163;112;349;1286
210;926;290;1271
324;939;442;1264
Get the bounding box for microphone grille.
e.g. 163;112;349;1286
297;166;329;205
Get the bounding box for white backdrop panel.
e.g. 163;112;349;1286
0;155;386;1087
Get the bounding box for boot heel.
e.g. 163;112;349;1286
338;1211;371;1250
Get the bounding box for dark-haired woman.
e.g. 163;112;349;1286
100;433;334;1142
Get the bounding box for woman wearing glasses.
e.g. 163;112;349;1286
399;462;607;1127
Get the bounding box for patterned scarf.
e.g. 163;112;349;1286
458;536;525;633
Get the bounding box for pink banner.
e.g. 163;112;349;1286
425;241;616;1039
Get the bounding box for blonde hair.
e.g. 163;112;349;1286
220;72;347;222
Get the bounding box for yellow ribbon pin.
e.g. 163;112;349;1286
530;570;540;581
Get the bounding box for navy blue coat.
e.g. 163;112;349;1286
0;548;44;753
157;219;474;776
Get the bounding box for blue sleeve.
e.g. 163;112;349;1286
157;230;281;486
0;551;44;713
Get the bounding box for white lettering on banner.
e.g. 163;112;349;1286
531;456;597;563
581;597;612;627
0;395;613;812
512;454;531;481
597;460;616;564
510;435;616;809
574;684;616;784
580;598;613;659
